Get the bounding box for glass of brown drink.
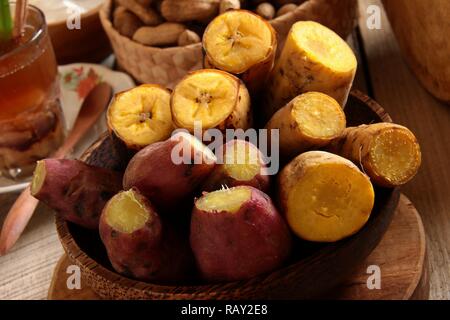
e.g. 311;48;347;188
0;2;65;179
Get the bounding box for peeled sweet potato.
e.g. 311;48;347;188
107;84;174;151
190;186;292;282
278;151;375;242
123;132;217;213
201;139;270;192
203;10;277;94
326;123;422;188
265;21;357;121
265;92;346;160
99;188;193;283
30;159;123;229
171;69;252;133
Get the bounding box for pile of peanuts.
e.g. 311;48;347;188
112;0;304;47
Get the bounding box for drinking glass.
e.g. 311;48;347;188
0;2;65;179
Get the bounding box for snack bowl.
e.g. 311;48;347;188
56;91;400;300
99;0;358;88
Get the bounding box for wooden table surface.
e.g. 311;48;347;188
0;0;448;300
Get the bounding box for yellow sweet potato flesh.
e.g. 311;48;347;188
370;127;421;186
171;70;239;131
203;10;274;74
31;160;46;195
266;92;346;159
105;190;150;234
266;21;357;118
294;22;356;73
292;92;346;140
279;152;374;242
196;187;251;213
327;123;422;187
223;141;261;180
108;85;173;149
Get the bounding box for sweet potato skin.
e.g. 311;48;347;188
201;166;270;193
190;187;292;282
326;123;422;187
277;151;375;242
265;92;346;161
203;10;277;94
201;140;270;192
99;190;193;283
123;134;216;212
264;21;357;121
32;159;123;229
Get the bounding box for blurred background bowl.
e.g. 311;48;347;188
30;0;111;64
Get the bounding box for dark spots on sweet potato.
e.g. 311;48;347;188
100;190;114;201
74;201;84;218
147;269;158;278
62;185;69;197
184;164;194;177
121;265;134;278
111;230;118;239
243;209;253;222
136;241;148;253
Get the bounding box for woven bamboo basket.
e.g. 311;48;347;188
99;0;358;89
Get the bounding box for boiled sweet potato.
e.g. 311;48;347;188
203;10;277;93
201;139;270;192
265;92;346;160
171;69;252;133
30;159;123;229
107;84;174;151
190;186;292;282
265;21;357;121
278;151;375;242
123;132;217;213
326;123;422;188
99;188;193;283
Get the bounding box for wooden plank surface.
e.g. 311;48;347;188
358;0;450;300
0;194;63;299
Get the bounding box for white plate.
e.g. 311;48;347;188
0;63;135;194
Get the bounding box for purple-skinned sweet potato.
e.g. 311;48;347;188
190;186;292;282
99;188;193;283
201;139;270;193
123;132;217;213
30;159;123;229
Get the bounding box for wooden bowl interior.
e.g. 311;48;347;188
58;91;399;299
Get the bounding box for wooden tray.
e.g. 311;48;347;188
49;195;428;300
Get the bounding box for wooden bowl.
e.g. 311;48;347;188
56;91;400;300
